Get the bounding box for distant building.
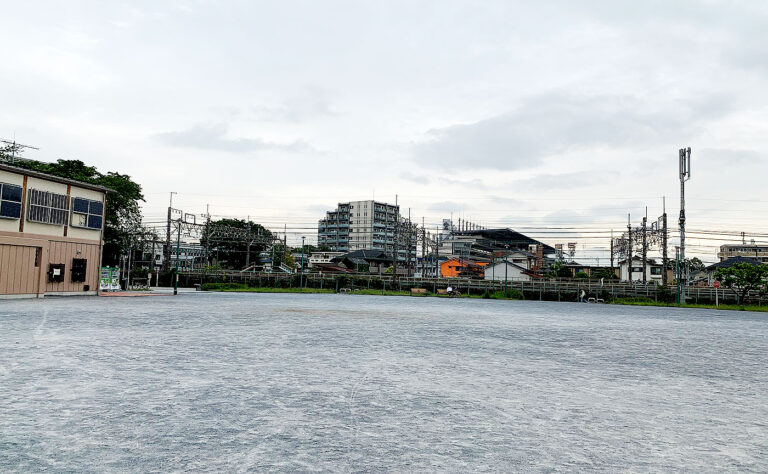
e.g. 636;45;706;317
718;244;768;264
437;228;552;272
308;251;344;268
440;258;487;278
618;256;670;283
484;260;535;282
317;200;415;263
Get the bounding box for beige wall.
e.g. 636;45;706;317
24;176;68;237
0;170;24;233
45;239;101;293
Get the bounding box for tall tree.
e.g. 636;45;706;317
714;263;768;307
200;219;272;269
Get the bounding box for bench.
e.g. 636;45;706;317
410;288;427;295
436;289;448;295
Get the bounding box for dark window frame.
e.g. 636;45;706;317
70;197;104;230
0;182;23;219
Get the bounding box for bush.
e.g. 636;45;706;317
201;282;248;291
490;289;524;300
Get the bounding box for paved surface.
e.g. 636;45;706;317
1;293;767;472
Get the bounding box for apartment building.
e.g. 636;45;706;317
318;200;403;253
0;163;109;298
718;244;768;264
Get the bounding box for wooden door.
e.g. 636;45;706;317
0;244;41;296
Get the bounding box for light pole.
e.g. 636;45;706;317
300;236;306;290
173;219;181;296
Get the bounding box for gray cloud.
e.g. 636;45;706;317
154;123;312;153
413;92;734;170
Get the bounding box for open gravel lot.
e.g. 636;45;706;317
1;293;767;472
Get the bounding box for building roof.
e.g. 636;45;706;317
705;256;763;271
343;249;391;261
0;162;113;193
453;228;556;254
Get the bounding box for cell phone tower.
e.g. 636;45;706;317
678;147;691;300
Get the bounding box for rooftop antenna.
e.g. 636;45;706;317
1;135;39;164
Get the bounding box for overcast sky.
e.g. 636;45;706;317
2;1;767;261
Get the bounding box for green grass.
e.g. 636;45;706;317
609;297;768;313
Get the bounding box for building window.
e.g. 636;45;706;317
28;189;68;225
650;267;662;275
0;182;23;219
71;197;104;229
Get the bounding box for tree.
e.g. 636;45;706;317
546;261;572;279
689;257;705;272
591;268;616;280
714;263;768;307
10;158;145;266
200;218;272;269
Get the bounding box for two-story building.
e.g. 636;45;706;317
0;163;109;298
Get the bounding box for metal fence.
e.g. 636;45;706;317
179;271;765;305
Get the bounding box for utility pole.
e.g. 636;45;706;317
393;195;398;278
421;217;426;278
245;215;251;269
675;246;681;303
504;245;509;296
610;229;614;278
642;211;647;284
627;214;632;283
679;147;691;301
174;219;181;295
662;197;668;286
300;236;305;290
435;226;440;279
165;192;177;272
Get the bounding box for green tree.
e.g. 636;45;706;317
713;263;768;307
200;218;272;269
689;257;705;272
546;261;572;278
591;268;616;280
11;158;145;266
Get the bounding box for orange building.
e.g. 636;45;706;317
440;258;488;278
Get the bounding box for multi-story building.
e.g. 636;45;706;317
718;244;768;264
0;163;109;298
318;200;415;262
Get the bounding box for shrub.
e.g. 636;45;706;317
201;282;248;291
